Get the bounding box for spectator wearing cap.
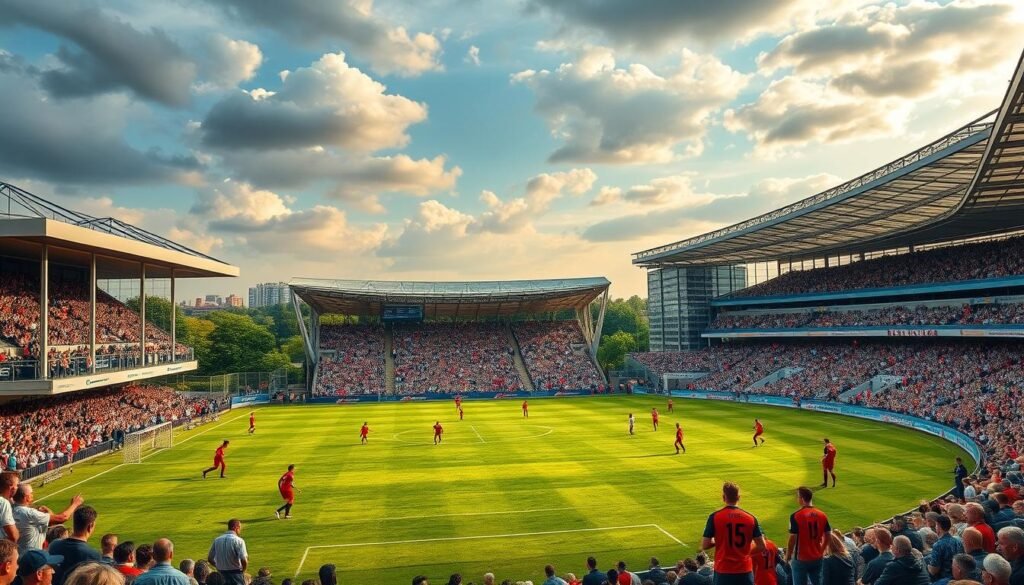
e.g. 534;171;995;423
48;506;100;585
0;540;18;585
11;484;83;553
133;539;189;585
18;549;62;585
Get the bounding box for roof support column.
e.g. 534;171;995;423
39;244;48;380
140;263;146;367
170;268;176;363
591;287;609;358
89;253;96;374
825;256;830;268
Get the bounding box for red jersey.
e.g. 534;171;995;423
214;446;225;461
789;506;831;561
249;414;255;426
822;443;836;463
652;411;659;421
755;421;764;434
433;423;443;436
522;401;528;410
676;428;684;441
752;539;780;585
279;471;294;493
360;425;369;437
972;521;996;552
704;505;763;574
455;397;462;406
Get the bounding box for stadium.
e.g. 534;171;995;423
0;18;1023;585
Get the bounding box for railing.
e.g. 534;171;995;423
0;348;195;382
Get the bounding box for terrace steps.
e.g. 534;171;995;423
383;327;396;394
507;325;535;391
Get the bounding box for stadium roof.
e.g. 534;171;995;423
633;49;1024;268
289;277;611;318
0;181;239;278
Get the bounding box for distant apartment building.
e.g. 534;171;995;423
226;294;244;307
248;282;291;308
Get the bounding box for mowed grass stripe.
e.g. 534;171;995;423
33;397;970;585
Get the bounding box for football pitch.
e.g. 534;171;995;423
34;396;970;584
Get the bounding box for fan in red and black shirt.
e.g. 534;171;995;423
701;481;766;584
786;486;830;585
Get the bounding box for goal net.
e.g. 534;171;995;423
123;421;174;464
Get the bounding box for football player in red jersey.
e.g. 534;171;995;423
753;419;765;447
248;411;256;434
701;482;767;584
275;464;301;519
752;534;781;585
359;422;370;444
674;423;686;454
202;440;229;479
433;421;443;445
821;438;837;487
522;400;529;418
787;486;830;584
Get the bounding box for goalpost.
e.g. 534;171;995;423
123;421;174;464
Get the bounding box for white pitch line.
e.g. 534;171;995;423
653;524;687;547
379;506;573;522
294;524;677;575
470;425;486;443
37;409;253;502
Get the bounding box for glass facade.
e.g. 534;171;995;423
647;265;746;351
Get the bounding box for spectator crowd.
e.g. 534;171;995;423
512;322;603;392
710;302;1024;331
313;325;386;397
733;236;1024;298
394;323;523;394
0;386;209;474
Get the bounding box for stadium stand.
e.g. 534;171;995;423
0;386;212;475
710;302;1024;330
729;236;1024;299
393;322;523;394
313;325;386;396
512;321;604;391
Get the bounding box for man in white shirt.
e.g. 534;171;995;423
207;519;247;585
0;473;19;544
12;484;83;552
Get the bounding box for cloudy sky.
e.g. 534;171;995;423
1;0;1022;300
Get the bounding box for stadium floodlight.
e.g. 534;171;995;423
123;421;174;464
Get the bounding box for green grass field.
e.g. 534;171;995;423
33;396;970;585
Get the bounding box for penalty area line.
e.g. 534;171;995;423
470;425;486;443
37;409;253;502
294;523;686;576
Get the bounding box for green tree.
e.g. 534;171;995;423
203;312;278;374
179;316;215;368
126;295;187;339
281;335;307;363
597;330;638;371
595;296;649;353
